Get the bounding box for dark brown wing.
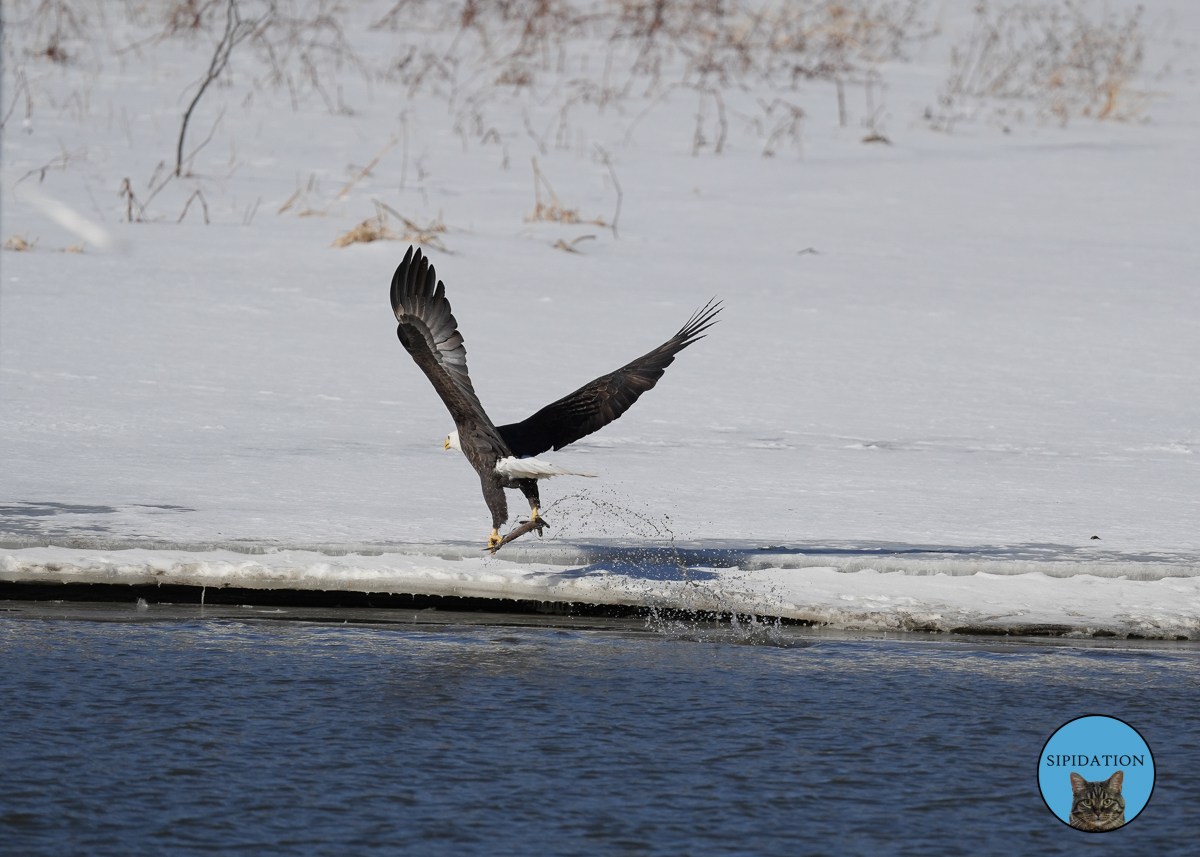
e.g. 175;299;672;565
498;300;721;457
390;246;502;441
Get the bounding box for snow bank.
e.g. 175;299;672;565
5;543;1199;639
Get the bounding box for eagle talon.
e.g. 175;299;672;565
515;508;549;533
488;528;501;552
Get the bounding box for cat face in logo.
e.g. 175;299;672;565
1068;770;1125;831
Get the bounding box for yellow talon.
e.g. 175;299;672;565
488;528;501;551
531;506;540;521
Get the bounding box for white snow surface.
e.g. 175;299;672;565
2;0;1199;634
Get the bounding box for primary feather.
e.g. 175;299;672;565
496;299;722;457
390;246;496;437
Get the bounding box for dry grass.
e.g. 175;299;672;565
526;157;607;227
331;203;448;250
528;200;584;224
935;0;1149;129
331;213;394;247
553;234;596;253
279;139;399;219
1;1;943;230
526;157;582;224
278;174;319;216
397;213;448;249
3;234;38;251
16;0;91;65
759;97;806;156
377;0;929;157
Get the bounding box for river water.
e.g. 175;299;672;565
1;602;1197;855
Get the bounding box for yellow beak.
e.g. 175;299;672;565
444;438;451;450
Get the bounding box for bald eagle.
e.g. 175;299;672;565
390;246;720;550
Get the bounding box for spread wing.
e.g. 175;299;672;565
390;246;502;441
498;300;721;457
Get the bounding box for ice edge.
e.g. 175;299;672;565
4;546;1200;640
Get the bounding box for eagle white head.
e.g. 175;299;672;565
445;430;461;452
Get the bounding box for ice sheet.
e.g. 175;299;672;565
5;543;1199;638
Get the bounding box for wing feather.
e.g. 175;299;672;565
390;246;501;437
498;299;721;457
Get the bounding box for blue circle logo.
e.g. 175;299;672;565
1038;715;1155;831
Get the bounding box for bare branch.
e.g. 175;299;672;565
178;189;211;224
594;144;622;239
175;0;260;177
333;137;399;204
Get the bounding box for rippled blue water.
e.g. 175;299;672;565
1;606;1197;856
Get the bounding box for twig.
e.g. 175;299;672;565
692;95;707;156
528;157;588;224
760;98;805;158
621;83;683;148
17;149;85;185
178;189;210;224
119;178;140;222
532;156;551;209
711;88;728;154
242;197;262;226
333;137;398;203
147;160;169;191
333;201;449;251
553;235;596;254
523;110;548;155
277;188;301;214
399;112;409;191
175;0;259;177
370;0;414;31
85;184;106;222
181;105;227;174
594;144;621;239
136;161;178;219
0;68;29;131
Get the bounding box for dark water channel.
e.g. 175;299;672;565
2;602;1198;856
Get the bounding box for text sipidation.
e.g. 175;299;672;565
1044;755;1144;767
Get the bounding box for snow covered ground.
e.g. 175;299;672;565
2;0;1198;634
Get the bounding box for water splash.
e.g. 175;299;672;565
540;486;694;578
537;487;794;642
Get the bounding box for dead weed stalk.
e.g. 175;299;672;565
935;0;1149;129
527;157;606;228
178;188;211;223
332;201;448;250
4;234;38;251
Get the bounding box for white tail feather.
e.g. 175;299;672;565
495;456;597;479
